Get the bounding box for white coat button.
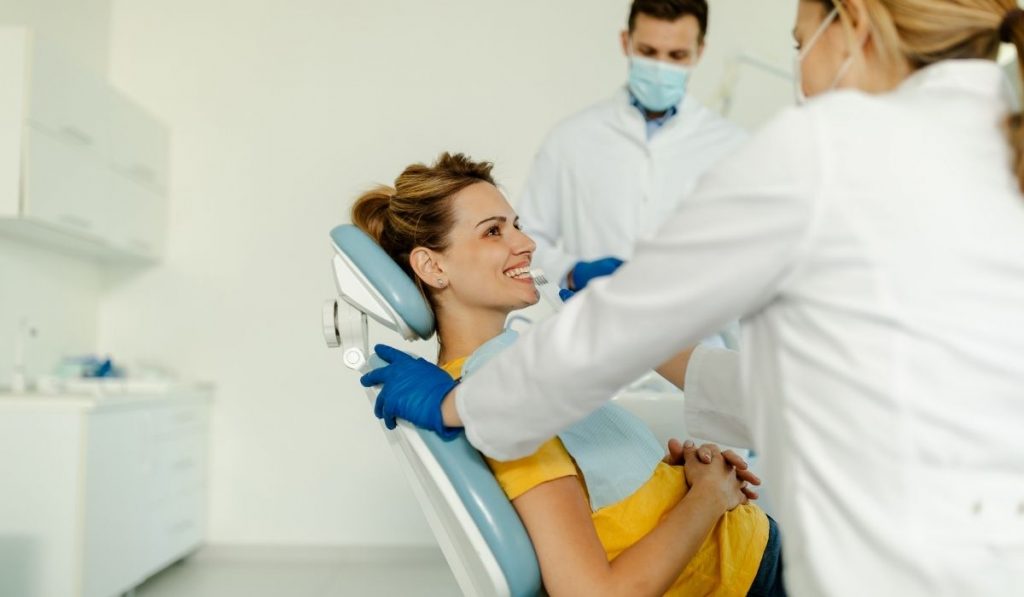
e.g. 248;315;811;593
972;501;983;515
1018;501;1024;516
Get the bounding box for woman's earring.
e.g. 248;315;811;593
437;278;447;288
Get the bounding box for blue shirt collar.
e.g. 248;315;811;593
629;91;679;139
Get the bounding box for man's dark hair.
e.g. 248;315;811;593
628;0;709;41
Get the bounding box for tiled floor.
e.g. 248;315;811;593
136;549;461;597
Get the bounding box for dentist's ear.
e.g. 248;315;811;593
840;0;873;46
409;247;448;290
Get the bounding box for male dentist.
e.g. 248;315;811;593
519;0;746;297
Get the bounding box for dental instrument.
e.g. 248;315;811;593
528;269;563;312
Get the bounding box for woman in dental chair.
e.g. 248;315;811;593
352;152;784;597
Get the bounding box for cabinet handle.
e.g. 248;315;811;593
59;125;94;147
129;163;158;185
58;214;92;230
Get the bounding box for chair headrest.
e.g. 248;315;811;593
329;224;435;340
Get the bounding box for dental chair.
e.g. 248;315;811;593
322;224;544;597
322;225;700;595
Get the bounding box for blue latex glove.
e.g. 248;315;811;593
558;288;576;302
570;257;624;290
359;344;461;441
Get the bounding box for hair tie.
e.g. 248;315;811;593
1000;8;1023;43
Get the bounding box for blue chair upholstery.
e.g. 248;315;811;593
330;225;435;339
334;225;543;597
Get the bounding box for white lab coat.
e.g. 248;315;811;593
458;60;1024;596
518;88;748;285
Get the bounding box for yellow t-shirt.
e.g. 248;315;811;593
443;357;769;597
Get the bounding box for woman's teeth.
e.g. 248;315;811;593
505;267;531;279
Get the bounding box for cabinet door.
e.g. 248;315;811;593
106;172;166;259
147;488;205;575
108;92;169;194
144;402;207;576
23;126;110;239
26;39;110;158
0;408;83;597
82;409;148;597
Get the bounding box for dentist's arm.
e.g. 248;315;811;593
371;343;752;450
436;340;702;429
654;346;697;389
672;347;754;449
441;390;462;427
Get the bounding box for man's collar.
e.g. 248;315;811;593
628;91;679;124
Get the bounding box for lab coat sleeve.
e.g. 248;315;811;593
517;140;580;286
684;346;753;448
458;107;823;460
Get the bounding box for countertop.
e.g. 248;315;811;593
0;381;214;411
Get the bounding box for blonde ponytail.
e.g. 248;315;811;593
1001;9;1024;193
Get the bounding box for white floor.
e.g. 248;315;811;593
136;547;461;597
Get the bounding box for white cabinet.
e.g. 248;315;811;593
0;391;210;597
82;409;148;597
0;26;170;263
23;126;110;237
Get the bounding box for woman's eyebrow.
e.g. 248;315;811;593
475;216;508;228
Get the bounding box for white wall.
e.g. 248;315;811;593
0;239;102;385
0;0;112;387
101;0;797;547
0;0;112;72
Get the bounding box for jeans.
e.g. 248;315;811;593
747;515;787;597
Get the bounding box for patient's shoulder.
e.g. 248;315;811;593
439;357;467;379
485;438;578;501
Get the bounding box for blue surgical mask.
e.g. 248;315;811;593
628;56;690;113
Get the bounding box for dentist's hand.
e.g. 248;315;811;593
568;257;624;291
359;344;461;441
558;288;576;302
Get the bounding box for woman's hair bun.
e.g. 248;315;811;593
351;185;396;244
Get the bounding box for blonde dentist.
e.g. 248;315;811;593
363;1;1024;595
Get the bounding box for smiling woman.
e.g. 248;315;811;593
350;152;539;364
351;153;782;597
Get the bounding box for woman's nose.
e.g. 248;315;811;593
513;228;537;254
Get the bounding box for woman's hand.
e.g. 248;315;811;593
664;438;760;501
663;442;761;512
681;442;748;512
